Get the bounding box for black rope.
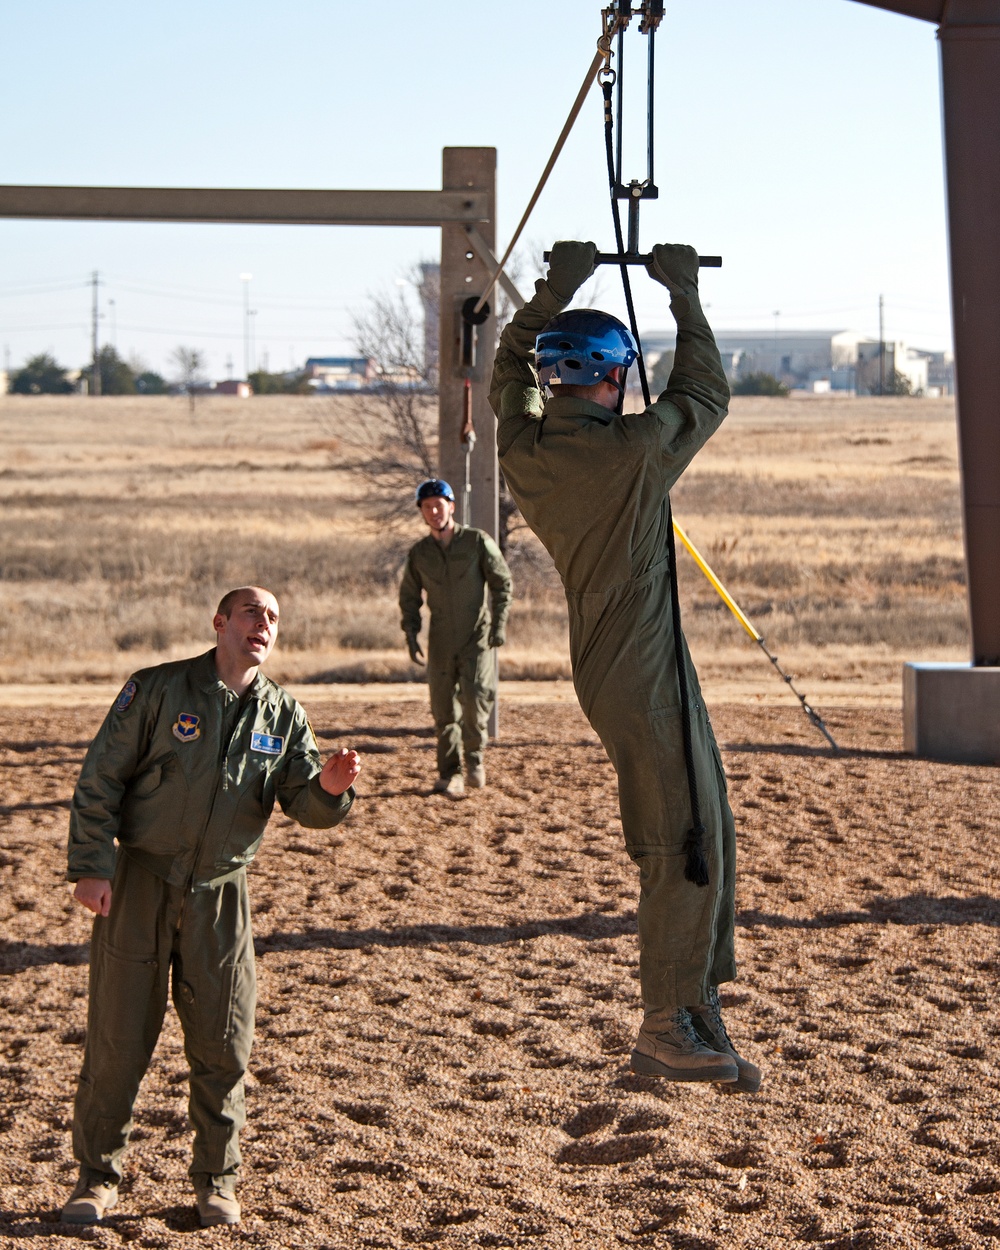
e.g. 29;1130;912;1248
601;78;708;888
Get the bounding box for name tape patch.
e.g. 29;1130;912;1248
251;731;284;755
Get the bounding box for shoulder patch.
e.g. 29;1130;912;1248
114;680;138;713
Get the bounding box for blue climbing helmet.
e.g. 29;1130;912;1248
535;309;638;397
415;478;455;507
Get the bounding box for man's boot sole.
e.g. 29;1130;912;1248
630;1049;738;1083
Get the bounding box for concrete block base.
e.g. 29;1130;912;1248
903;662;1000;765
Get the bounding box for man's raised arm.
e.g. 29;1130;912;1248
490;241;597;454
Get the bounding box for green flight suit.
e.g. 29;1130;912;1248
67;649;355;1186
399;525;512;779
489;268;736;1011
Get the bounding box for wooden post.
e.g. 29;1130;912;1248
438;148;500;736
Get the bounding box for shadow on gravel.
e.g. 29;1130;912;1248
0;940;89;972
256;910;637;955
0;798;71;815
724;741;906;762
3;739;92;754
738;893;999;930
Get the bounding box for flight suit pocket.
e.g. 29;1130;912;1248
94;945;160;1046
218;772;273;866
615;705;692;854
179;960;255;1067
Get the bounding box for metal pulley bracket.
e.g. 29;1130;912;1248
456;294;490;374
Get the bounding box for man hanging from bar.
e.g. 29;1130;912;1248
489;240;759;1091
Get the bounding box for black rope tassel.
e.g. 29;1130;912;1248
602;77;708;889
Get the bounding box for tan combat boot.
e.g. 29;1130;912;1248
631;1007;739;1083
432;774;465;796
61;1175;119;1224
193;1175;241;1227
688;986;762;1093
467;764;486;789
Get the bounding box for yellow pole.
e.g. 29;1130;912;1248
672;520;760;642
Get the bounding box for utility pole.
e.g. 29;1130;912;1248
878;293;885;396
772;310;780;379
240;273;252;379
90;271;101;396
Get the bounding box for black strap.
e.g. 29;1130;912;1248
601;79;708;888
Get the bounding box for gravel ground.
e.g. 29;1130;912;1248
1;697;997;1249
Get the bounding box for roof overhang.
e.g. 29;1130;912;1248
847;1;945;21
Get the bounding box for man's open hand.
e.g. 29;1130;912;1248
74;878;112;916
319;747;361;796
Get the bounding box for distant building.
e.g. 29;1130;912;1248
641;327;954;396
214;379;253;397
304;357;374;391
0;370;7;396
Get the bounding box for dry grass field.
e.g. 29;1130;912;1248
0;392;968;706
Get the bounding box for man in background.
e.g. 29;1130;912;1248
63;586;361;1227
400;479;512;796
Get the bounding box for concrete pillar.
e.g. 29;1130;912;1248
938;8;1000;666
437;148;499;542
904;662;1000;763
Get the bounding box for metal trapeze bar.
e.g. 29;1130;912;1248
0;185;490;227
543;250;722;267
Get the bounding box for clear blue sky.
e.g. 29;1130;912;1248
0;0;948;380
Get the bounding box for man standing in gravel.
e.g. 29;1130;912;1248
62;586;361;1227
490;241;759;1093
400;478;512;797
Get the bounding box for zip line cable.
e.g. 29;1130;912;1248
601;59;710;886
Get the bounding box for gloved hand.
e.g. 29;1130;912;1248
646;244;700;317
405;632;424;665
488;627;506;650
546;240;598;302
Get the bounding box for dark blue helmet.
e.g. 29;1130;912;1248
415;478;455;506
535;309;638;390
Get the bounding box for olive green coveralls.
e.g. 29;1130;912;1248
67;649;355;1186
399;525;512;779
489;270;736;1011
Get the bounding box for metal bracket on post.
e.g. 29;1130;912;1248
459;294;490;372
460;377;477;527
457;298;488;528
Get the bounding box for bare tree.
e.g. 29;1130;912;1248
170;346;208;414
338;270;439;525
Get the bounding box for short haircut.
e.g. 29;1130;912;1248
216;586;264;618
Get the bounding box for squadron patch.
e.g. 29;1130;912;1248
114;680;137;713
251;731;284;755
172;713;201;742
